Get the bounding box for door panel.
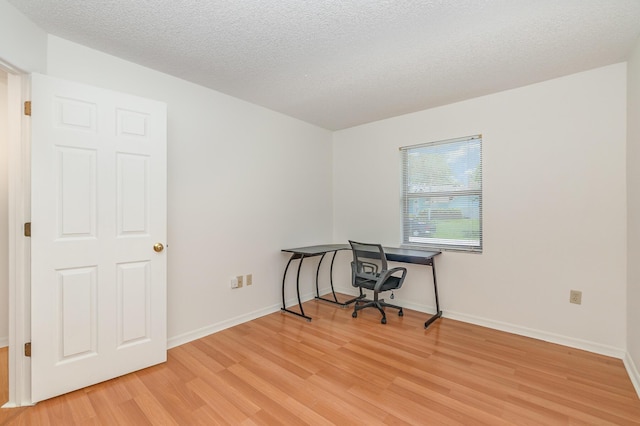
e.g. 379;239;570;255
117;261;151;346
117;153;149;235
57;147;97;237
30;73;167;403
58;267;97;359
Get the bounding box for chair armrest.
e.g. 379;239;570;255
374;267;407;291
351;261;378;287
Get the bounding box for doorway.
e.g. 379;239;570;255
1;64;30;408
0;68;9;406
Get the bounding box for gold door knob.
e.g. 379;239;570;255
153;243;164;253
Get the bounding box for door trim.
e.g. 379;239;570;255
4;71;32;408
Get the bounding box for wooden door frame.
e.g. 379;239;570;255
2;59;31;408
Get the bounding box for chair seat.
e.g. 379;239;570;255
356;275;402;292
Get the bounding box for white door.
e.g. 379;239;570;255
30;73;167;403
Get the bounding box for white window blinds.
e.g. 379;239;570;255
400;135;482;252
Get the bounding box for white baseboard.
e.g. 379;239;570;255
1;402;19;409
167;290;321;349
444;310;626;359
167;302;283;349
332;284;626;359
624;352;640;399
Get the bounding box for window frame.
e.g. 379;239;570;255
400;135;483;253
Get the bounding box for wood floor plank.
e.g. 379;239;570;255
1;295;639;425
132;391;180;425
61;390;97;424
390;376;512;426
0;347;7;407
306;372;391;423
348;382;465;426
185;377;250;424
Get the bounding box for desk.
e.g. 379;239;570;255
281;244;442;328
280;244;352;322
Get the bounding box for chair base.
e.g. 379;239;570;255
352;293;403;324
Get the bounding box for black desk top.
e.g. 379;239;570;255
281;244;349;256
282;244;440;265
382;246;441;265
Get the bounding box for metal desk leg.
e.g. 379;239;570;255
424;258;443;329
281;253;312;321
314;250;362;306
314;252;329;299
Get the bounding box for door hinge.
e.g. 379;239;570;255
24;222;31;237
24;342;31;357
24;101;31;116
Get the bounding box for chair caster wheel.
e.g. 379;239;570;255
398;310;404;317
381;318;387;324
352;312;357;318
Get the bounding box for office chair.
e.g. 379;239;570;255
349;240;407;324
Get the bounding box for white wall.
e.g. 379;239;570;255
45;36;334;345
0;69;8;347
627;35;640;392
333;64;628;355
0;0;46;72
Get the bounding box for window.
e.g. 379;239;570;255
401;135;482;252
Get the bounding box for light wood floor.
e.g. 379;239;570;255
1;296;639;425
0;346;7;407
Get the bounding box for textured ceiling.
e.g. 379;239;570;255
9;0;640;130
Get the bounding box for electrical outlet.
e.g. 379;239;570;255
230;277;238;289
569;290;582;305
237;275;243;288
246;274;252;286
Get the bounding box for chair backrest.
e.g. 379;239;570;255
349;240;388;275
